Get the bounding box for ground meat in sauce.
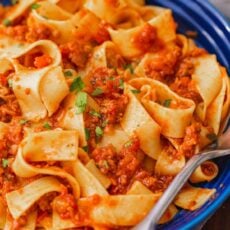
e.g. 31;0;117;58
132;23;158;53
201;162;216;176
0;85;21;123
93;21;111;44
89;67;122;95
91;136;173;194
170;57;202;104
1;24;58;43
134;170;173;193
179;123;201;158
59;41;92;68
144;44;182;82
99;94;128;126
92;144;118;175
52;192;77;219
87;67;129;129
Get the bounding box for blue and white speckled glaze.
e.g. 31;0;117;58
2;0;230;229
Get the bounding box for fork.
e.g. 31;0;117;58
133;116;230;230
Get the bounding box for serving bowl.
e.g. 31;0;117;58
2;0;230;229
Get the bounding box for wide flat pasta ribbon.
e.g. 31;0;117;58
121;84;162;159
4;0;36;21
108;7;176;58
206;67;230;134
189;161;218;183
192;55;223;121
60;92;99;146
84;0;127;24
127;181;178;224
78;194;160;227
84;41;123;76
6;176;63;219
129;78;195;138
174;185;216;211
0;39;68;121
12;130;80;198
155;148;185;176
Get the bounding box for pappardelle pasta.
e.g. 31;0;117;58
0;0;229;229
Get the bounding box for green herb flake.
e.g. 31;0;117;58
43;122;51;129
2;19;11;27
85;128;90;141
89;110;101;118
75;91;88;114
95;126;103;137
119;79;124;90
19;119;27;125
163;99;172;108
2;158;9;168
92;88;103;96
64;70;73;77
70;77;85;92
101;120;108;128
8;79;13;88
206;133;218;142
108;76;115;81
124;63;134;74
82;146;89;153
31;3;41;10
11;0;18;5
124;140;133;148
102;160;109;169
131;89;141;94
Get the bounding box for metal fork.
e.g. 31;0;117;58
133;115;230;230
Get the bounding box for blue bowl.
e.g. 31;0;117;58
2;0;230;229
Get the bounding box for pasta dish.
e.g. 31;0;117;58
0;0;229;229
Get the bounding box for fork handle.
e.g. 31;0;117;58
133;149;230;230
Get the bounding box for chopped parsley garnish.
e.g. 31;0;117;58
43;122;51;129
108;76;115;81
64;70;73;77
85;128;90;141
19;119;28;125
89;110;101;118
163;99;172;108
92;88;103;96
31;3;41;10
82;146;89;153
206;133;218;142
8;79;13;88
124;63;134;74
101;120;108;128
75;92;87;114
95;126;103;137
70;76;85;92
131;89;141;94
2;19;11;27
2;158;9;168
119;79;124;90
124;140;133;148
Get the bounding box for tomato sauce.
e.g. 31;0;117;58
132;23;157;53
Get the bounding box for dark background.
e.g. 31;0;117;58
203;198;230;229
